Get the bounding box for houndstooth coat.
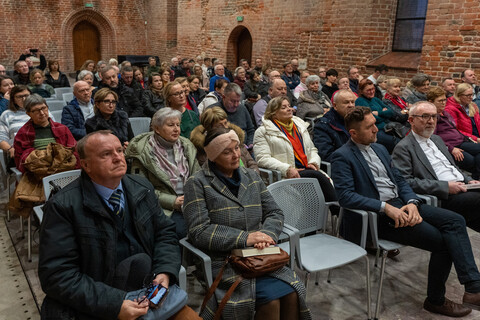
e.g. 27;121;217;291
184;164;312;320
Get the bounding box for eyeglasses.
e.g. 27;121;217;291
171;90;186;97
460;94;473;98
29;106;48;115
101;99;117;105
14;94;30;100
411;114;437;121
0;70;5;75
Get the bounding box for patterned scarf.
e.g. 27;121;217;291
384;92;408;110
273;119;308;168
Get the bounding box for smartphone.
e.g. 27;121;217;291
146;284;168;306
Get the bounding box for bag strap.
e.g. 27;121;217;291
213;275;243;320
200;257;228;313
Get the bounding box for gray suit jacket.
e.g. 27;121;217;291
392;133;471;200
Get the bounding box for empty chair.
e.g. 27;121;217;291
62;92;74;105
50;110;63;122
54;87;73;98
129;117;151;136
46;100;65;112
267;178;371;318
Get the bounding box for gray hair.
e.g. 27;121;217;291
234;67;245;77
305;75;321;86
214;64;224;72
24;93;47;112
333;89;356;104
96;60;106;68
223;83;242;96
151;107;182;129
409;101;436;115
78;70;94;80
411;74;431;88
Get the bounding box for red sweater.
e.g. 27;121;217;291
444;96;480;140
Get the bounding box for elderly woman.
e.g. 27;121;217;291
405;73;431;104
430;87;480;179
382;78;410;124
254;96;337;202
125;107;200;239
45;59;70;88
188;75;206;105
355;79;401;152
0;75;14;114
445;83;480;142
85;88;133;148
375;75;388;99
233;66;247;90
184;126;311;320
14;94;77;173
77;70;96;92
163;81;200;138
321;69;339;99
190;106;259;171
296;75;332;120
142;72;164;117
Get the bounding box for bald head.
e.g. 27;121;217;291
269;70;281;83
333;89;356;118
269;79;288;98
73;81;92;104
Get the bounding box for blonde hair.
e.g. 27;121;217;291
454;83;478;117
29;68;44;83
386;78;402;88
93;88;118;114
264;96;290;121
163;80;182;108
200;107;228;130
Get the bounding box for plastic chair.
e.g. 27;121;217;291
46;100;65;112
268;178;371;318
62;93;74;105
258;168;282;185
129;117;151;136
0;149;22;222
50;110;63;122
54;87;73;98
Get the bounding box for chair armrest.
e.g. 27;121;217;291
320;161;331;177
10;167;22;183
259;168;273;185
417;194;438;207
179;237;213;288
33;205;44;224
341;208;370;249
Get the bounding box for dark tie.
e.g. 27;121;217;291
109;189;124;219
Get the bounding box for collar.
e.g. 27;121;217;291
351;138;371;151
411;131;430;144
92;180;123;203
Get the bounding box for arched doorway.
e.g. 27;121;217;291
73;21;101;70
227;26;252;69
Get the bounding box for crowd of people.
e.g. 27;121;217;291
3;49;480;319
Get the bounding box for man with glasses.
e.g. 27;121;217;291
392;101;480;232
461;69;480;107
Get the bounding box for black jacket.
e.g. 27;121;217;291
38;173;180;319
313;109;350;162
85;109;134;145
96;82;144;117
143;89;165;117
45;72;71;88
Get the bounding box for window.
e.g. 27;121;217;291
392;0;428;52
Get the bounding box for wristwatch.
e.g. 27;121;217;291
407;199;422;208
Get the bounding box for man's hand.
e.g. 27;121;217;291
153;273;170;288
448;181;467;194
118;300;148;320
400;203;423;227
451;147;464;161
384;203;410;228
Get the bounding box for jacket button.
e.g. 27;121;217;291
238;207;244;212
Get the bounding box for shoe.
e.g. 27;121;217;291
387;249;400;259
423;298;471;317
463;292;480;310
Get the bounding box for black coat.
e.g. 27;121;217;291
45;72;71;88
313;109;350;162
96;82;144;117
143;89;165;117
85;110;134;145
38;172;180;319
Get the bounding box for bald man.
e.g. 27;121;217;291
61;81;94;140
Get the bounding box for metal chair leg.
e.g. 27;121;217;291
364;255;372;320
19;216;24;239
374;250;388;320
316;272;321;285
304;272;310;292
6;175;10;222
27;215;32;262
327;269;332;283
374;248;381;267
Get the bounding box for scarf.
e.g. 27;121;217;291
384;92;408;110
273;119;308;168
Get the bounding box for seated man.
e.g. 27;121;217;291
331;106;480;317
313;89;356;162
38;131;198;319
61;80;94;140
12;60;30;85
392;101;480;232
253;78;288;126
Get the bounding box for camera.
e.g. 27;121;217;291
29;49;38;55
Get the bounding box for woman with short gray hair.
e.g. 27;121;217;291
125;107;200;239
405;73;432;104
296;75;332;120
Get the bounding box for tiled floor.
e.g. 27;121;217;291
4;207;480;319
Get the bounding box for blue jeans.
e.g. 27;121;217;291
378;198;480;304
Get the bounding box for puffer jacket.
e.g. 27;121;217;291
445;96;480;140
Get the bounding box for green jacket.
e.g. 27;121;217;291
125;132;200;216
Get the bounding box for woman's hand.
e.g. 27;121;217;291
246;231;275;249
452;147;464;161
8;147;14;159
286;167;300;179
174;196;184;210
4;91;10;101
307;163;318;171
372;111;379;116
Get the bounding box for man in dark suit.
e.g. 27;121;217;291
392;101;480;232
331;106;480;317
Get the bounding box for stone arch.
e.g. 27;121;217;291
226;25;253;70
61;8;116;72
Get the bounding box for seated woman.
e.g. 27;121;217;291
233;66;247;91
184;126;311;320
445;83;480;143
85;88;133;148
382;78;410;124
355;79;400;152
374;75;388;99
163;81;200;138
430;86;480;179
193;64;209;91
188;75;206;105
190;106;259;171
14;94;78;173
296;75;332;120
321;69;339;99
76;59;96;81
254;96;337;203
159;67;171;88
125;107;200;239
77;70;96;92
143;72;164;117
28;69;55;98
405;73;431;104
132;66;146;89
45;59;70;88
0;75;14;115
177;77;199;115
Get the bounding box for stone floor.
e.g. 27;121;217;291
3;201;480;319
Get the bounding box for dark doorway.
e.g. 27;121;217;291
227;26;253;69
73;21;101;70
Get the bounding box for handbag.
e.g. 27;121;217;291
384;122;410;139
201;248;290;320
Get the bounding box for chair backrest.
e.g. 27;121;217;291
54;87;73;98
50;110;63;122
46;100;65;112
42;169;82;200
63;92;74;104
129;117;151;136
267;178;326;235
0;149;6;175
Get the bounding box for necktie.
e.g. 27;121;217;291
109;189;124;219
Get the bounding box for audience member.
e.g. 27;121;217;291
367;64;389;85
253;78;288;126
120;65;144;105
133;66;146;89
281;61;300;91
318;67;327;85
233;66;247;90
442;78;456;98
405;73;431;104
375;75;388;99
0;75;14;114
174;58;191;78
461;69;480;106
143;72;165;117
382;78;410;117
294;70;310;99
240;58;252;74
77;70;95;92
0;64;6;75
163;81;200;138
296;75;332;120
177;77;199;114
198;78;228;115
193;64;209;91
291;58;301;77
146;56;160;77
160;67;171;88
208;64;230;92
254;58;263;74
188;75;206;105
85;88;133;148
126;108;200;239
93;60;106;86
76;59;96;81
321;69;339;99
184;126;311;320
45;59;70;88
18;48;46;71
331;106;480;317
13;60;30;85
347;66;361;93
61;81;94;140
243;70;262;105
28;68;55;98
445;83;480;142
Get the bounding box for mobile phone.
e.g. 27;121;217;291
146;284;168;306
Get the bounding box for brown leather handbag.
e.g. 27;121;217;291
201;248;290;320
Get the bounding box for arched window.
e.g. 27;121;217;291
392;0;428;52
